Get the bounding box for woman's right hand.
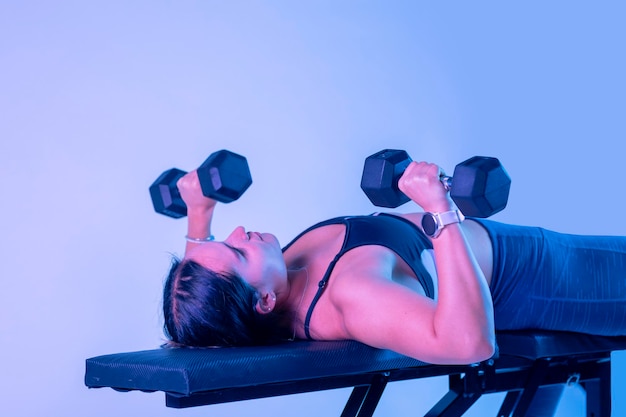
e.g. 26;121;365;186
398;161;455;213
176;170;217;213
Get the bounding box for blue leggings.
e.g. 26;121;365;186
474;219;626;335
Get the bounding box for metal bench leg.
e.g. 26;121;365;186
341;373;389;417
581;357;612;417
424;372;484;417
496;385;564;417
497;391;521;417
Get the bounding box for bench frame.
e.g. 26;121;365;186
86;331;625;416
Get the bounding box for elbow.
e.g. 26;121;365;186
436;330;495;364
470;338;496;363
456;336;496;364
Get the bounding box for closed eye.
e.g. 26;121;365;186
224;243;245;258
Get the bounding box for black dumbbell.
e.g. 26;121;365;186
360;149;511;218
149;149;252;218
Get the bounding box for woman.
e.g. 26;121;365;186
163;161;626;365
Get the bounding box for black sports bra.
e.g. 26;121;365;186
281;213;434;339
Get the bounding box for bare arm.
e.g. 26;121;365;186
176;170;217;256
428;223;495;362
404;161;494;362
335;271;493;364
337;161;495;364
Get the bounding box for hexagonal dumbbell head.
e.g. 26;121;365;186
360;149;413;208
449;156;511;218
149;168;188;218
197;150;252;203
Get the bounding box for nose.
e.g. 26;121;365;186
227;226;248;241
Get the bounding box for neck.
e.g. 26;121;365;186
283;266;310;340
284;267;309;311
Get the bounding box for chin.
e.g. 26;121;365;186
262;233;280;246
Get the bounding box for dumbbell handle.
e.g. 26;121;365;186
440;175;453;191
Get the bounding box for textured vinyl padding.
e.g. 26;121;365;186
496;330;626;359
85;340;428;395
85;331;626;396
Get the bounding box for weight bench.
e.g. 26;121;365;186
84;330;626;416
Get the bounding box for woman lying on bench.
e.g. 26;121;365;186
162;160;626;365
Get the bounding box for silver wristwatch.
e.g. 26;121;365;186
421;210;465;238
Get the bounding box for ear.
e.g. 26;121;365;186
255;291;277;315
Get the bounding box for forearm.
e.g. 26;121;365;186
184;206;216;256
431;224;495;360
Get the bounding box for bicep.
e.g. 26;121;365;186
334;276;450;363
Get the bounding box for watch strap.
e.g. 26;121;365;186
438;210;465;227
423;209;465;238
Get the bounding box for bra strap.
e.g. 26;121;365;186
303;218;353;339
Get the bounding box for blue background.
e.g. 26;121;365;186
1;1;624;416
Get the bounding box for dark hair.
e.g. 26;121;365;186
163;257;292;348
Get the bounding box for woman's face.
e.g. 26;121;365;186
187;226;287;291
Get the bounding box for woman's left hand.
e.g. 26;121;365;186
398;161;455;213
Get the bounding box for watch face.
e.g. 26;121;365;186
421;213;438;237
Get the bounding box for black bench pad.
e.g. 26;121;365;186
85;339;431;396
85;331;626;398
496;330;626;359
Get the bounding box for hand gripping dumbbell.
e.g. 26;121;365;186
149;149;252;218
360;149;511;218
